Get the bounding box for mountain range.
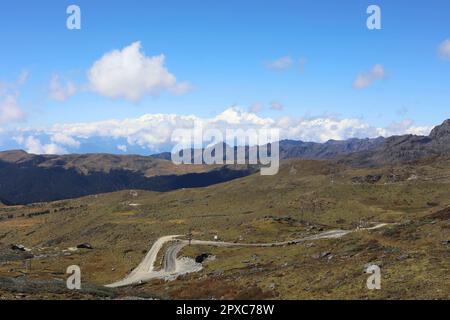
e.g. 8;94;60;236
1;119;450;205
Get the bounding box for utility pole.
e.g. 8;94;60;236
188;227;193;246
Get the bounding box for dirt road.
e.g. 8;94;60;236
106;224;389;288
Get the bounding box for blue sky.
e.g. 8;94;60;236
0;0;449;154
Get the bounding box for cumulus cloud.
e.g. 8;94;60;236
9;106;432;155
49;75;77;101
438;39;450;60
117;144;128;152
0;73;28;126
0;95;25;125
376;119;431;137
270;101;284;111
87;41;192;101
353;64;386;89
50;133;80;148
14;135;67;155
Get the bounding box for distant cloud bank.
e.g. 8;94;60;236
6;106;431;155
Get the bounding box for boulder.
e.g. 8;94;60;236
195;253;211;263
10;244;29;252
77;243;93;250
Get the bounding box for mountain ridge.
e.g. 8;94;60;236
0;152;255;205
1;119;449;205
342;119;450;166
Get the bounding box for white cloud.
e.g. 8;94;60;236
270;101;284;111
353;64;386;89
438;39;450;60
0;73;28;126
88;41;192;101
50;133;80;148
11;106;433;155
0;94;25;125
376;119;431;137
213;106;272;126
15;135;67;155
117;144;128;152
49;75;77;101
266;56;294;70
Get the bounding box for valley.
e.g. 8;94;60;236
0;157;449;299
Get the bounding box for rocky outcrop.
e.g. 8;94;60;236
344;119;450;166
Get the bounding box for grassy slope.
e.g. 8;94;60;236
0;150;215;177
0;158;449;299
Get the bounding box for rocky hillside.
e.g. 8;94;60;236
0;150;214;177
152;138;386;162
343;119;450;166
0;151;255;205
1;158;450;299
278;137;385;160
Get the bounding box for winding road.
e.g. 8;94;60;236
106;223;389;288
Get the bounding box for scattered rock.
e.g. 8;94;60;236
77;243;93;250
264;216;297;224
387;174;401;183
312;251;332;260
129;190;139;197
426;201;440;207
396;254;410;261
10;244;30;252
442;240;450;246
211;269;224;277
128;203;141;207
352;175;382;184
195;253;211;263
429;207;450;221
